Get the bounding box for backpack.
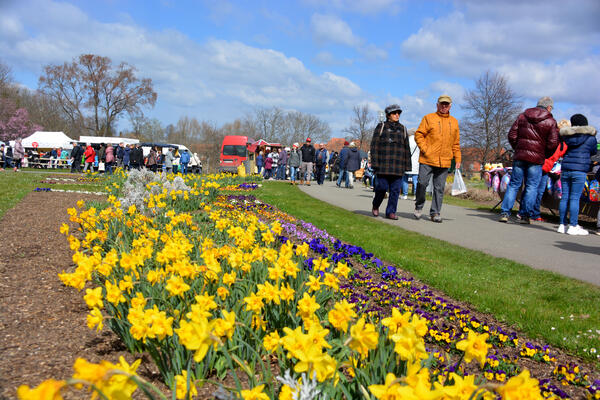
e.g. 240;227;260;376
500;173;510;193
552;179;562;200
589;179;600;202
491;173;501;192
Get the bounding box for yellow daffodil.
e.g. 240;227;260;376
349;317;379;358
456;330;491;368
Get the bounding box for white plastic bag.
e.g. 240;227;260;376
451;169;467;196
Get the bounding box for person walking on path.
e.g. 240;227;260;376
180;149;191;174
336;141;350;188
401;129;420;199
557;114;597;235
288;143;301;185
164;148;174;173
414;95;461;223
346;142;361;188
371;104;412;220
499;96;559;224
82;143;96;173
105;144;115;175
13;138;25;172
70;142;82;173
299;138;315;185
315;143;328;185
263;149;273;179
277;147;288;180
123;144;131;170
256;151;264;176
146;146;158;173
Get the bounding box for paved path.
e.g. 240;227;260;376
298;181;600;286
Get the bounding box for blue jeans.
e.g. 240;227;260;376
520;173;548;219
289;166;297;182
337;169;349;187
277;164;286;180
501;160;542;218
532;173;548;219
181;163;188;174
373;175;403;216
559;170;586;226
401;174;417;196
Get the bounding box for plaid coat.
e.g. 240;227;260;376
370;121;412;176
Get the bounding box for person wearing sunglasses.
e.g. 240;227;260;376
370;104;412;220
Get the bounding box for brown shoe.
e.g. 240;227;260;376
386;213;398;220
372;208;379;217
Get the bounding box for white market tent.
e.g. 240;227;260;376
79;135;139;146
16;131;74;149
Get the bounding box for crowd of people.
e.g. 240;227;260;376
251;94;598;236
0;141;203;175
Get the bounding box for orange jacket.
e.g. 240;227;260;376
415;111;461;168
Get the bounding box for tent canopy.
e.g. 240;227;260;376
19;131;74;149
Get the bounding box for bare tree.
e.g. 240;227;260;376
254;107;285;142
344;104;375;150
283;111;331;144
38;54;157;136
461;71;522;168
199;120;225;173
168;116;202;144
129;115;165;142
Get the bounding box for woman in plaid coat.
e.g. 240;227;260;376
370;104;412;220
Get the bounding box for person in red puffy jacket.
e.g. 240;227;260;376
83;144;96;173
499;97;559;224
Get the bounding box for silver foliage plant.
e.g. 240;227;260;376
276;370;327;400
118;169;191;214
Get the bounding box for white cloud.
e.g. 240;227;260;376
303;0;405;15
311;14;362;47
401;0;600;120
313;51;354;66
310;14;387;60
0;0;370;130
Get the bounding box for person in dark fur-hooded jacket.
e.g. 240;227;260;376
557;114;597;235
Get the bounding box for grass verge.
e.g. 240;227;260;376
0;171;106;219
254;181;600;364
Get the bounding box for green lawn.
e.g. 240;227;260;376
254;181;600;364
0;170;106;219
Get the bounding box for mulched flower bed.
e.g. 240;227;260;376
1;186;598;399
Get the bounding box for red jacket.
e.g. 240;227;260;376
542;142;568;173
508;107;559;165
84;146;96;163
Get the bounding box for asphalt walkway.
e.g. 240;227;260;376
298;181;600;286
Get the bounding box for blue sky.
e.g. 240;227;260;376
1;0;599;137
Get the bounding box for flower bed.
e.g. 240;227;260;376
18;172;599;400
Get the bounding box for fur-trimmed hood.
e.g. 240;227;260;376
559;125;596;136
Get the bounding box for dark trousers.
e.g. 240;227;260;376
71;158;81;173
316;164;326;184
372;174;403;217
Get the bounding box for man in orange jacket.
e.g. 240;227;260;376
414;95;461;223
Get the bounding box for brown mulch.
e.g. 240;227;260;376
0;192;167;399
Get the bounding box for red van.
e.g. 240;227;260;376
218;135;253;173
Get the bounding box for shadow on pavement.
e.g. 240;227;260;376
554;240;600;255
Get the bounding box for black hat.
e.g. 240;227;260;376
570;114;588;127
385;104;402;115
